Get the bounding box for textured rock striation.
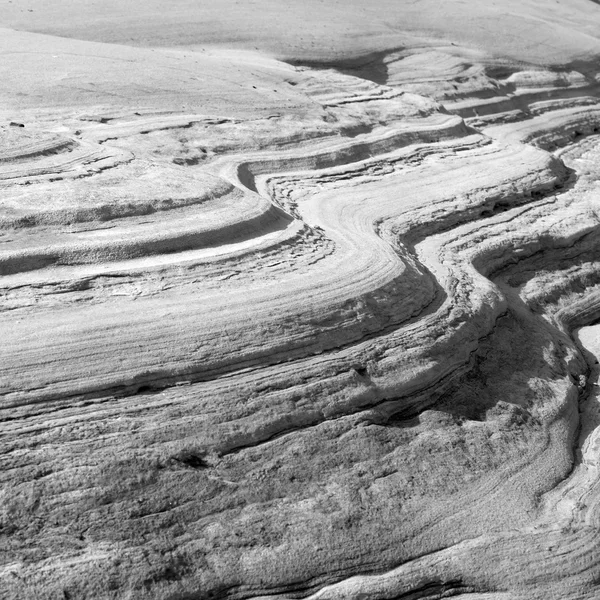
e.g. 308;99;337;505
4;3;600;599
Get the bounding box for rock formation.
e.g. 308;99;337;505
3;2;600;599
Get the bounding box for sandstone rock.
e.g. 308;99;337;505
3;3;600;600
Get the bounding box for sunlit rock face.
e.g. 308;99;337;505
3;2;600;599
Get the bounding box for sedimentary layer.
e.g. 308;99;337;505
3;6;600;600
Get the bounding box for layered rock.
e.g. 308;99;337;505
3;6;600;600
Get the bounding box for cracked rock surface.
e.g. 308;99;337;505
4;2;600;599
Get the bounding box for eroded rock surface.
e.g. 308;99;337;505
3;3;600;599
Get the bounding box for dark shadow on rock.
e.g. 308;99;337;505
286;47;404;86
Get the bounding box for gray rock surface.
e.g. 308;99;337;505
3;3;600;599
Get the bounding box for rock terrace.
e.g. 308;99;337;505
3;3;600;599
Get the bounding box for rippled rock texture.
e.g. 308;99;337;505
4;2;600;599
